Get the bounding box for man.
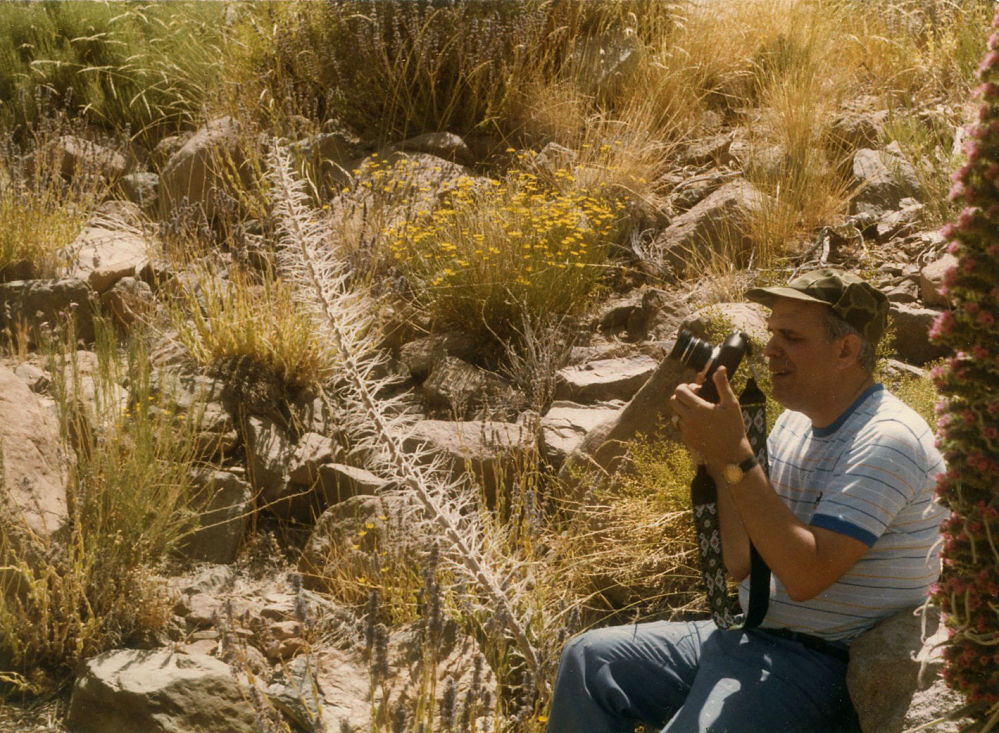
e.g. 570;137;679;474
544;269;946;732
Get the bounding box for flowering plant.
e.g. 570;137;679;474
930;9;999;730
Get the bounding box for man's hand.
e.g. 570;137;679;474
669;366;752;468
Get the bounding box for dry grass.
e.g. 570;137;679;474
165;255;338;396
0;320;208;692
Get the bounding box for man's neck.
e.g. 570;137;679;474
807;373;876;429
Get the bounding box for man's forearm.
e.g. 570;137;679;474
711;465;751;581
719;464;868;601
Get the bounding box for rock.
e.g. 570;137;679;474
669;169;731;213
0;277;95;344
825;108;887;163
554;354;659;404
539;401;623;467
287;432;338;486
159;116;248;221
678;134;733;167
265;656;323;730
13;361;49;392
315;463;388;506
398;331;479;380
290;130;365;186
597;291;656;341
402;419;534;503
876;203;924;242
647;179;768;278
100;276;155;328
920;254;957;307
151;134;188;169
679;302;770;345
66;648;257;733
119;172;160;212
150;370;238;460
558;356;693;492
423;356;526;420
391;131;474;166
728;139;784;180
244;415;298;518
38;135;126;184
0;365;68;537
532;142;578;175
300;494;407;590
179;470;253;564
847;606;950;733
889;304;948;365
852;142;923;218
332;151;474;233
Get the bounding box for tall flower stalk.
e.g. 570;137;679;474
929;9;999;730
265;144;546;698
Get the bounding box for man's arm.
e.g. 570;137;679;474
710;456;869;600
671;368;869;600
713;470;751;581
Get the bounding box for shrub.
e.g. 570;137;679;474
928;10;999;727
385;166;624;343
167;259;337;396
0;159;91;281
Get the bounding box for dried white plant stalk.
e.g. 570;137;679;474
266;144;545;692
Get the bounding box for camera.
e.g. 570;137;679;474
668;329;750;403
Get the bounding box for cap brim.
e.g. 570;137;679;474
744;286;830;307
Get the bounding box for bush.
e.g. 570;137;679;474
385;165;624;343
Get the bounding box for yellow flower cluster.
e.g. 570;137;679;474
385;167;624;337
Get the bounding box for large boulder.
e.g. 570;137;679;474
66;648;257;733
398;331;480;381
0;365;68;537
679;302;770;345
38;135;127;184
0;278;95;344
646;180;768;278
243;415;298;518
554;354;659;404
920;254;957;308
158;116;248;222
178;470;253;564
390;131;474;166
852;142;923;218
422;356;526;420
66;225;153;293
847;606;954;733
539;400;623;468
402;419;534;503
889;304;948;365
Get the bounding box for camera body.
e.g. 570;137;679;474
668;329;750;403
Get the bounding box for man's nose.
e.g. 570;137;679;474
763;336;780;359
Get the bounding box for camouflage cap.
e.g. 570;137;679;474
745;268;889;344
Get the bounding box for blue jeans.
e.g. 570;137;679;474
544;620;861;733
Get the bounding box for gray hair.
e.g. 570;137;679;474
820;307;876;373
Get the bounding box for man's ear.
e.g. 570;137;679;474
837;333;862;367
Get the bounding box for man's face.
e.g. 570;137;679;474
763;297;844;414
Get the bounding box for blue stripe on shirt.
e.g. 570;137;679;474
810;514;879;546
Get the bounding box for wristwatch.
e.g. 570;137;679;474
723;454;759;485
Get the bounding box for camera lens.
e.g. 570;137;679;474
669;330;716;372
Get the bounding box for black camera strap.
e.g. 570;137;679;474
690;376;771;630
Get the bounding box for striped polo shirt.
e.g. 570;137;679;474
739;384;947;643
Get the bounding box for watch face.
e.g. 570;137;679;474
724;465;743;484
